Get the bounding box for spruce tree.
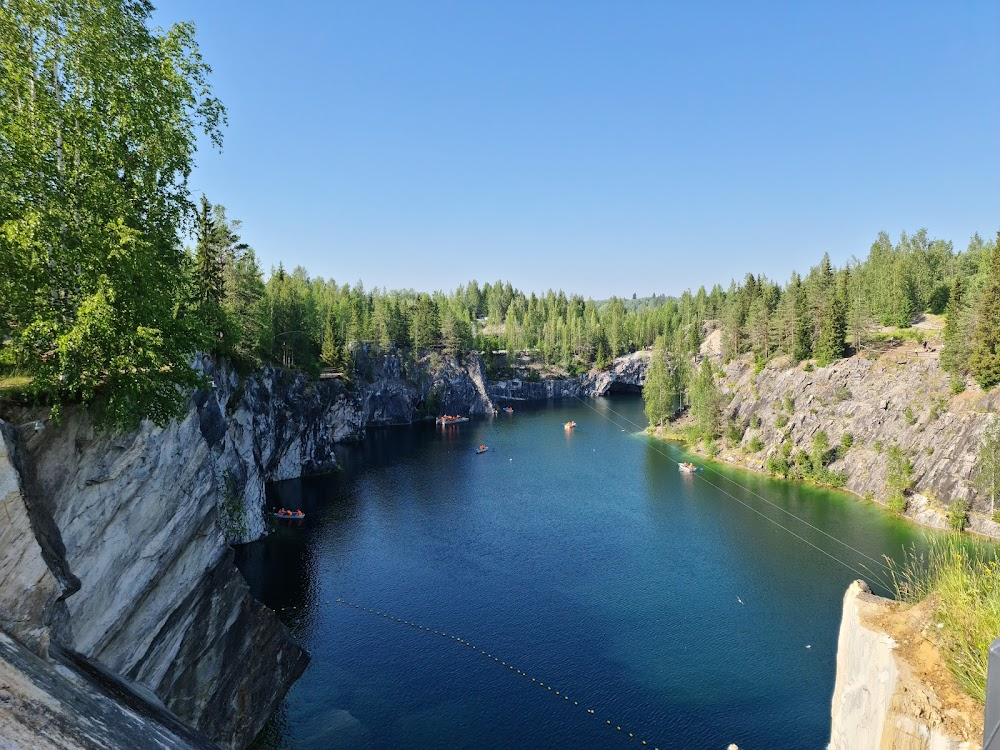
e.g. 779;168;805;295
815;294;847;367
940;276;965;374
969;242;1000;390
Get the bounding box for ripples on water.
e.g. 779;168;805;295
239;396;941;750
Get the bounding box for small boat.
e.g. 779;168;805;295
503;407;514;414
564;421;577;430
436;415;470;425
678;462;699;473
476;445;489;454
274;509;305;520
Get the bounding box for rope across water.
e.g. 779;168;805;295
571;394;896;591
268;597;666;748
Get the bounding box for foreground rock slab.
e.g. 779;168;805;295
0;631;219;750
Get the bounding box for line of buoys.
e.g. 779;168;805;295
279;597;665;748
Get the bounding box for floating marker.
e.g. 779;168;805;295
334;597;660;749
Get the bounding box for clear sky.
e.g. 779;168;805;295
153;1;999;299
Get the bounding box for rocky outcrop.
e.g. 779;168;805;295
0;631;219;750
0;348;496;749
487;351;650;403
830;581;982;749
715;349;1000;527
0;422;76;657
488;377;582;402
580;350;650;396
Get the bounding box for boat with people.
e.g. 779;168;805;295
476;445;489;454
503;406;514;414
436;415;470;425
678;462;700;473
564;421;577;430
274;508;305;519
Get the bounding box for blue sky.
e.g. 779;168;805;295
154;1;999;298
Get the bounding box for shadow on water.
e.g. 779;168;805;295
238;396;973;750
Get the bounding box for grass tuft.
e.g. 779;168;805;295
887;535;1000;703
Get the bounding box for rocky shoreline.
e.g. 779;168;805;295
2;344;995;747
666;347;1000;539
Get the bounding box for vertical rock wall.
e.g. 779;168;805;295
0;349;496;748
830;581;983;749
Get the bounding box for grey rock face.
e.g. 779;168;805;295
0;631;220;750
719;354;1000;524
487;352;650;403
0;422;76;657
0;348;499;748
580;350;650;396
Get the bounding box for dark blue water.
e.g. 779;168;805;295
239;396;936;750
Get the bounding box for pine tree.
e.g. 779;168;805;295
968;241;1000;390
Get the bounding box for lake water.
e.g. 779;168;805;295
238;395;937;750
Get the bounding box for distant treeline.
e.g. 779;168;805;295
2;3;998;430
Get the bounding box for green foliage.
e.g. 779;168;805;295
766;455;791;477
904;407;917;426
803;361;815;372
833;385;852;402
973;416;1000;516
929;396;948;421
643;336;686;427
419;384;444;418
811;430;830;474
750;414;762;429
783;393;795;413
950;374;967;394
888;536;1000;702
1;1;225;429
705;438;719;459
886;493;908;513
885;444;914;512
774;413;789;428
873;440;884;453
690;359;723;441
219;469;248;541
948;499;971;532
969;241;1000;390
747;436;764;453
725;420;744;446
840;432;854;450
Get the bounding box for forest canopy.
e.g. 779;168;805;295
1;3;998;429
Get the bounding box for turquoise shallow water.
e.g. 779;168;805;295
239;395;940;750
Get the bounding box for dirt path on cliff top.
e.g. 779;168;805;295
865;597;985;743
